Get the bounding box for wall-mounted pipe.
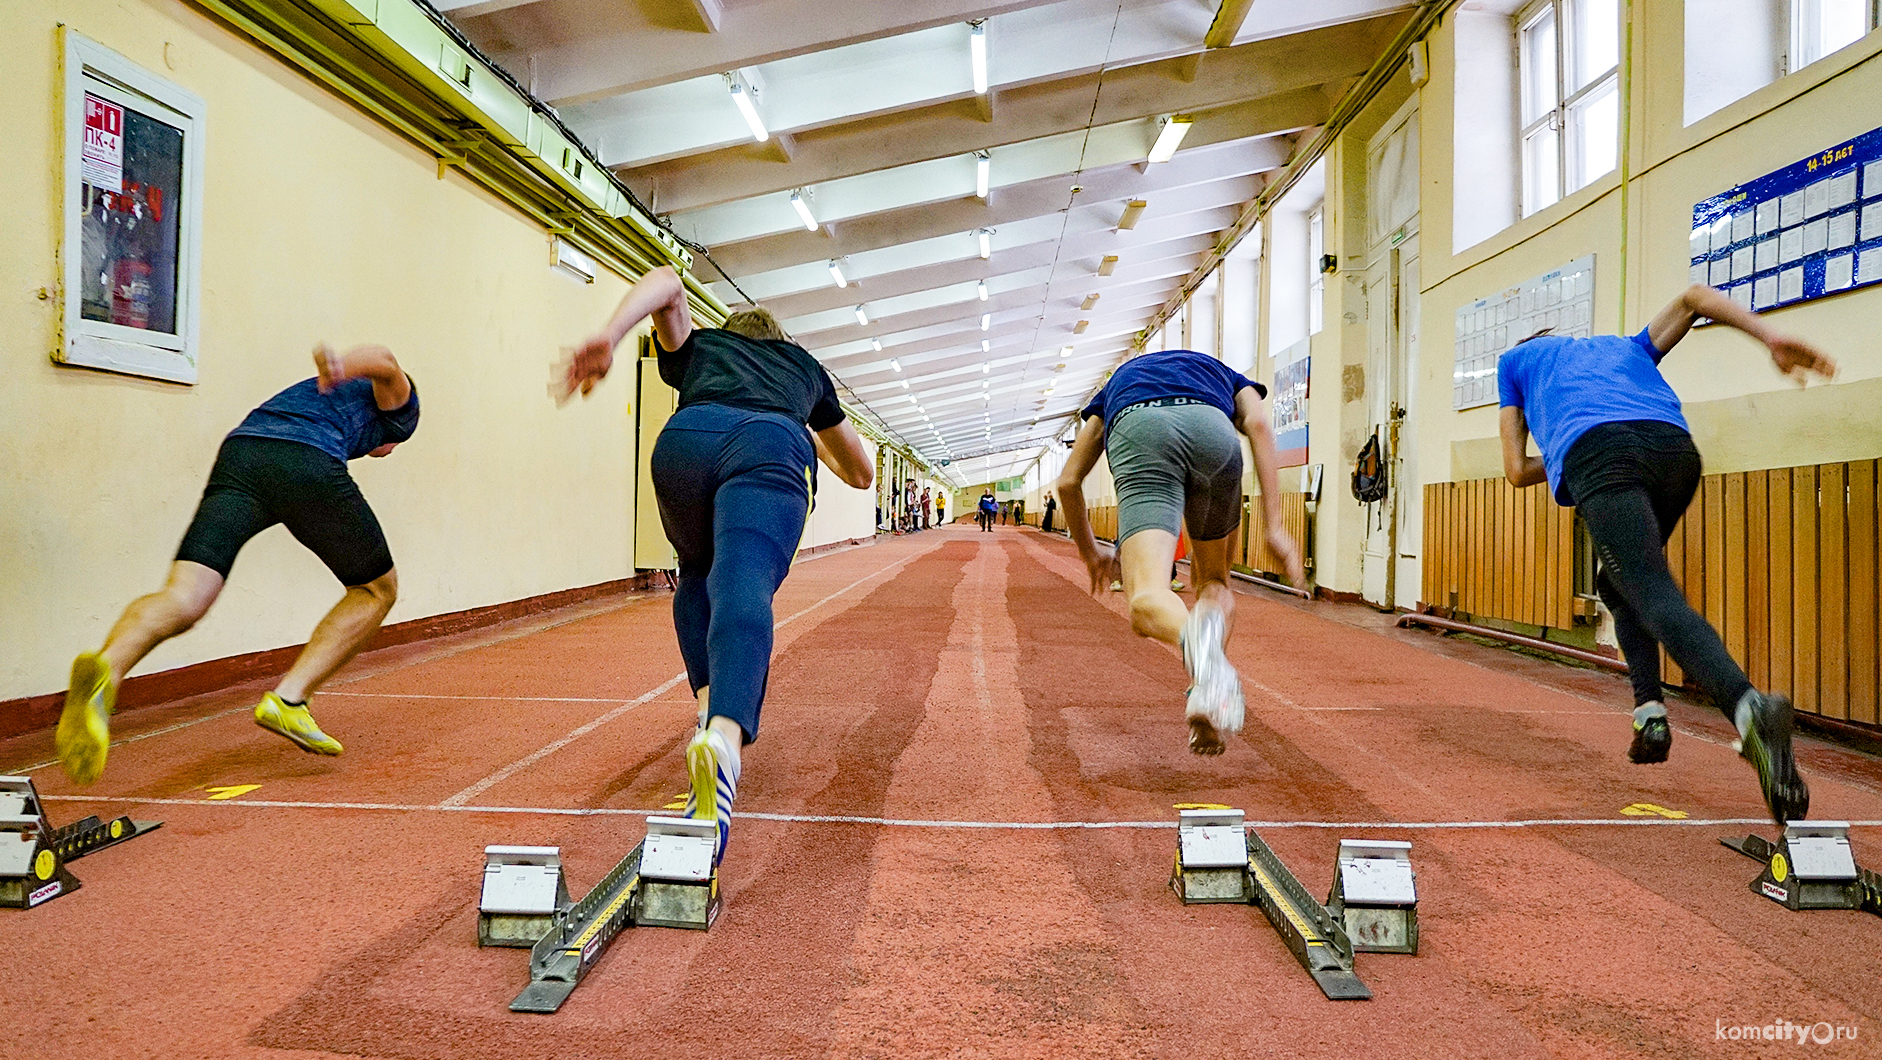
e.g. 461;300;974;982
1395;613;1628;673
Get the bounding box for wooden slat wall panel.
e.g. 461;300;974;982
1420;458;1878;729
1850;461;1878;726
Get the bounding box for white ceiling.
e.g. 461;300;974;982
441;0;1413;483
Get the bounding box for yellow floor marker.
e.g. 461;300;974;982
1620;802;1687;819
204;785;262;801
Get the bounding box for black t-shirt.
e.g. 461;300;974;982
655;327;845;431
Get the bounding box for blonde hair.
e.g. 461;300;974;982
722;306;790;342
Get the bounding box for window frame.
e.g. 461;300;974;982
60;31;207;385
1307;204;1325;335
1787;0;1880;72
1516;0;1619;217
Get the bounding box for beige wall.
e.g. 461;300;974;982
4;0;643;699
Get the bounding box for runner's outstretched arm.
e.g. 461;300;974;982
1054;415;1115;595
814;424;875;490
314;343;410;410
1647;285;1835;381
559;265;694;400
1230;387;1304;586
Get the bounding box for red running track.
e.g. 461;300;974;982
3;524;1880;1059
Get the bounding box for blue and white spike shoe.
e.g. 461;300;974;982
684;727;740;865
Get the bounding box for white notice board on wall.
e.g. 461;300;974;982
1451;255;1594;410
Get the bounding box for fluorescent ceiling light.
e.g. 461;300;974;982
1147;116;1192;164
980;314;991;332
969;21;988;94
874;340;885;353
1061;345;1074;355
854;305;869;325
789;190;817;231
981;339;990;352
900;379;909;388
1073;320;1089;334
1080;294;1099;310
975;151;990;199
982;363;990;373
728;77;767;143
977;229;992;259
889;357;900;371
1117;199;1148;229
827;260;847;288
977;280;988;301
1098;255;1119;276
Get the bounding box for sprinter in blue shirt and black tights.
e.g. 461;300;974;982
1498;284;1835;826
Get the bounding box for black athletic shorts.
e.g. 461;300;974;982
175;436;393;587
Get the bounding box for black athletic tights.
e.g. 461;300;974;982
1562;421;1753;716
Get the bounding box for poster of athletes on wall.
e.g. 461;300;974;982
1451;255;1595;410
1271;337;1310;468
1690;125;1882;315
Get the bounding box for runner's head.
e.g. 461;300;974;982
721;306;789;342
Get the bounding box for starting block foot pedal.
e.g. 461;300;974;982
1326;839;1419;954
636;816;721;930
1;775;159;910
1171;809;1250;903
1723;822;1879;915
479;846;570;947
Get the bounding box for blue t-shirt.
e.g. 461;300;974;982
228;376;421;462
1497;328;1686;504
1080;349;1267;431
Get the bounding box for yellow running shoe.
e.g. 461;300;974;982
56;652;116;785
254;692;344;756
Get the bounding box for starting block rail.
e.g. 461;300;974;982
1;775;160;909
1170;809;1419;1001
481;815;721;1014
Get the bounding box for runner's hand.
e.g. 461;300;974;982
558;334;616;403
313;344;345;393
1084;544;1119;597
1266;528;1306;588
1766;335;1834;383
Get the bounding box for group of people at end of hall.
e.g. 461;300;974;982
886;481;939;533
973;492;1026;530
55;276;1831;877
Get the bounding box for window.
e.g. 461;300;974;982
1790;0;1876;70
1518;0;1619;217
61;33;205;384
1307;205;1325;334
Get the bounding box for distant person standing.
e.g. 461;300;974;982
921;487;932;530
1042;492;1058;534
977;489;997;531
935;493;946;526
999;500;1010;525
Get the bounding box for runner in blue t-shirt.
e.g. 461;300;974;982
58;345;419;786
1498;284;1834;825
1055;348;1304;756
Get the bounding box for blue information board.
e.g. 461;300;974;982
1690;125;1882;313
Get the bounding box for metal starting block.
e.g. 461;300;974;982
490;815;722;1014
1325;840;1419;954
1169;808;1376;1000
1722;822;1882;915
0;775;159;909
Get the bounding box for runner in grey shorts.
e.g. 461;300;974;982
1108;401;1244;546
1055;350;1303;757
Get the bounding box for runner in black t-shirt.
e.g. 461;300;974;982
57;345;418;786
561;266;874;867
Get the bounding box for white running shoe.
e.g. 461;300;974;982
1180;602;1244;756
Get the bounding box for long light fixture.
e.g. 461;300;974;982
1080;293;1100;310
789;190;818;231
977;280;989;301
727;76;767;142
1098;255;1119;276
1061;345;1074;355
854;305;869;325
889;357;900;371
1147;116;1192;164
900;379;909;388
975;151;990;199
969;20;988;94
1117;199;1148;230
980;313;991;331
873;339;885;353
982;363;990;373
1073;320;1089;334
827;259;847;288
977;229;992;259
981;339;991;352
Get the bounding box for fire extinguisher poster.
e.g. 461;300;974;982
79;90;183;336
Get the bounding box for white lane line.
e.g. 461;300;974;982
39;794;1878;831
437;543;940;807
320;692;626;703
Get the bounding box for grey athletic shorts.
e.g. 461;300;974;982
1105;400;1244;545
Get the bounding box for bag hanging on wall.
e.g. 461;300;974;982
1351;431;1388;504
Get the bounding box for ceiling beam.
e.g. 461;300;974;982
616;17;1381;211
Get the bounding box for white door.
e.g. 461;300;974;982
1359;97;1421;609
